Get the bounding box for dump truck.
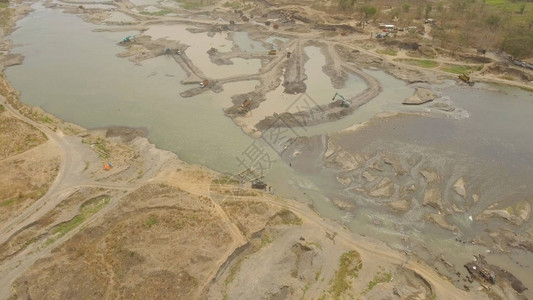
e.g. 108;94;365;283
458;73;474;86
200;80;209;88
268;50;277;55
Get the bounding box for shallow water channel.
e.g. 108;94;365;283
6;2;533;294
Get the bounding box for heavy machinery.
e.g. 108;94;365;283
332;92;350;107
238;99;253;113
268;50;277;55
200;80;209;88
458;73;474;86
251;180;267;190
122;35;135;42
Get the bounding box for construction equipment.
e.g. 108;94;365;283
458;73;474;86
200;80;209;88
122;35;135;42
332;92;350;107
238;99;253;113
479;267;496;284
268;50;277;55
251;180;267;190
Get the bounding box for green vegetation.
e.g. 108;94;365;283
0;186;48;207
273;209;303;226
0;197;19;207
140;9;173;16
0;104;4;112
315;268;322;281
365;271;393;292
225;257;242;286
376;48;398;56
440;64;483;74
222;1;252;10
174;0;213;9
300;283;310;300
45;196;110;246
338;0;356;11
0;3;12;30
145;215;159;228
260;231;273;247
429;0;533;58
213;175;240;185
87;137;111;158
328;250;362;299
400;59;438;68
306;241;323;250
360;5;378;20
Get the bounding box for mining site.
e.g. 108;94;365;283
1;0;532;299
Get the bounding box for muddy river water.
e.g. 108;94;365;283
6;2;533;295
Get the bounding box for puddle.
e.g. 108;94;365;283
232;31;267;53
264;35;289;48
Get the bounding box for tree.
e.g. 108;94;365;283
402;2;411;13
338;0;356;11
360;5;378;20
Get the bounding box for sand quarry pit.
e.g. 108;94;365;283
1;0;533;299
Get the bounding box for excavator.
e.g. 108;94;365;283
238;99;253;113
332;92;350;107
122;35;136;42
458;73;474;86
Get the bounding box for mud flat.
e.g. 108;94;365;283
280;104;533;298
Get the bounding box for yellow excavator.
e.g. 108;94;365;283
458;73;474;86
